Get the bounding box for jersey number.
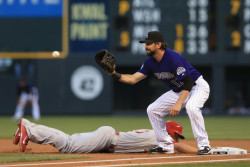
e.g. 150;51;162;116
171;78;184;87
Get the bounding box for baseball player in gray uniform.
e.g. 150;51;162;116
109;31;211;155
13;118;197;154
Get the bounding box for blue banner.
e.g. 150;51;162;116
0;0;63;17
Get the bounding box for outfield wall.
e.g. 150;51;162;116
0;54;249;116
0;0;250;116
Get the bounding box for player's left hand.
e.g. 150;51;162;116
167;104;181;117
95;49;116;74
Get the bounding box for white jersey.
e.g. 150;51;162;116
114;129;158;153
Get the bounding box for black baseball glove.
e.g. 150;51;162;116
95;49;116;73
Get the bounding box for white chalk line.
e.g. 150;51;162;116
1;154;250;167
85;158;250;167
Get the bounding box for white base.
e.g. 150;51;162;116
210;147;247;155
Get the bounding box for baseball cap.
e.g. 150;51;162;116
139;31;164;43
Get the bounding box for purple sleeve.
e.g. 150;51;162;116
138;60;151;75
171;56;191;81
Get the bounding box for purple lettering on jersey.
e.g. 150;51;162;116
138;48;201;92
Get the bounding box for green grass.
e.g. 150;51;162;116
1;116;250;139
0;115;249;165
0;154;87;163
173;116;250;139
155;161;250;167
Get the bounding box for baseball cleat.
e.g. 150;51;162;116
13;118;23;145
147;146;174;154
19;125;29;152
197;146;211;155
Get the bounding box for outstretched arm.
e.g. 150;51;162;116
95;50;147;85
111;71;147;85
174;142;197;153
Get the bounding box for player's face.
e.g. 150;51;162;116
145;42;157;56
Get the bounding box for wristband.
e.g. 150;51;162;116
112;72;121;80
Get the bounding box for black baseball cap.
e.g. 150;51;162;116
139;31;164;43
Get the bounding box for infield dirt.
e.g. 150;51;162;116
1;139;250;167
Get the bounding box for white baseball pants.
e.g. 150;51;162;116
147;76;210;150
13;87;40;121
22;118;116;153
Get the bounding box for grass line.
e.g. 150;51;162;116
2;116;249;139
0;154;87;163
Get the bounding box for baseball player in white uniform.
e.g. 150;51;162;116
13;80;40;121
109;31;211;155
13;118;197;154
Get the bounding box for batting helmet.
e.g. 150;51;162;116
166;121;185;139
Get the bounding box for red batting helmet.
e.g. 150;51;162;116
165;121;185;139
